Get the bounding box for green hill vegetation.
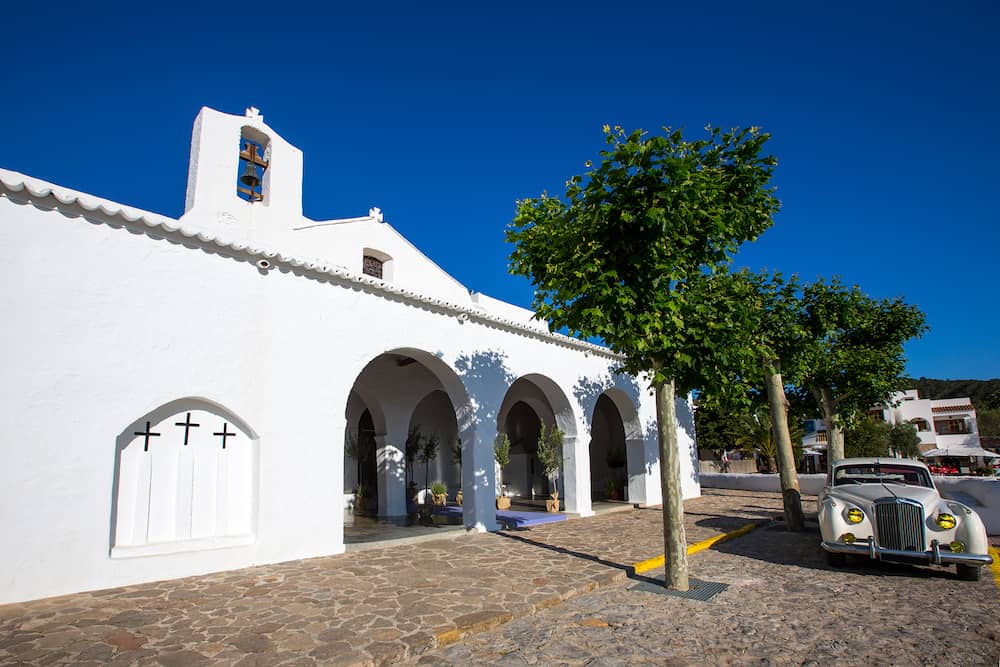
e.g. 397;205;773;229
903;377;1000;409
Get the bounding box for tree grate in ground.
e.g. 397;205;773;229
630;576;729;602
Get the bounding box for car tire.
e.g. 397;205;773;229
825;550;846;567
956;564;981;581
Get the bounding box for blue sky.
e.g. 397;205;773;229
4;1;998;380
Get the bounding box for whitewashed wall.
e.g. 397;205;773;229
0;107;698;604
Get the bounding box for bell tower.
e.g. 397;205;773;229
180;106;303;243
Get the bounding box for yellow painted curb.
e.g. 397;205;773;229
989;546;1000;598
632;522;759;575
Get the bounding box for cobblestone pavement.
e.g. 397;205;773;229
1;490;996;665
413;520;1000;666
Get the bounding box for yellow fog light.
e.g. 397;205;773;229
840;533;856;544
949;541;966;553
936;513;957;530
846;508;864;524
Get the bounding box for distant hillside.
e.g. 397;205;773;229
903;377;1000;409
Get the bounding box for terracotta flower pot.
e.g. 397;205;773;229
432;493;447;506
455;491;463;506
496;496;511;510
546;492;560;512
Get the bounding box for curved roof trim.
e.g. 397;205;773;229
0;169;621;361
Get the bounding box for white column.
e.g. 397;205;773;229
375;427;407;518
562;434;594;517
461;427;497;532
625;437;649;505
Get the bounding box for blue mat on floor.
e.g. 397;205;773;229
432;505;567;528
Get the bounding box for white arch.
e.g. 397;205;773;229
343;347;489;529
112;396;259;558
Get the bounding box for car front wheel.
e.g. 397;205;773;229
956;564;981;581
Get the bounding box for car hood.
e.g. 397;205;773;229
831;483;940;509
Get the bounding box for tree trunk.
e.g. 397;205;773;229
763;357;804;532
819;386;845;470
654;374;690;591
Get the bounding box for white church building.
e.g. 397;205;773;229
0;107;699;605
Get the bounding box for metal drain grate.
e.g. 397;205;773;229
630;577;729;602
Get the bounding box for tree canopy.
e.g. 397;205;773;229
507;123;780;591
507;124;780;391
845;419;892;458
792;278;927;465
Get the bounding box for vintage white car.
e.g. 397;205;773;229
818;457;993;581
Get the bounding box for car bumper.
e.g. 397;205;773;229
821;539;993;567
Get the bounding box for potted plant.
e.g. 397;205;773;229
431;481;448;505
405;425;422;489
354;484;372;516
537;424;564;512
495;433;511;510
606;445;626;471
606;446;626;501
416;432;440;524
451;438;463;505
345;433;362;490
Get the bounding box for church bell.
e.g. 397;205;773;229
240;159;261;189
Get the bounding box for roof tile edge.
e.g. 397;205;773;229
0;169;621;361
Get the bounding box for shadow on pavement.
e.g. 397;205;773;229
708;523;962;581
496;530;632;574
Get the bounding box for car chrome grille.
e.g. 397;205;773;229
873;498;925;552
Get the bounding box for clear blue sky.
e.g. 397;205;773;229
4;1;997;380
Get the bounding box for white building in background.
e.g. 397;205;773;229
0;106;699;605
802;389;982;453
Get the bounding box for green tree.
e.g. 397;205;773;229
536;423;565;497
417;432;440;493
405;425;422;487
693;403;744;456
737;270;808;530
845;419;891;458
738;408;778;472
889;421;921;458
794;279;927;469
450;438;463;489
507;123;779;590
344;433;363;491
494;433;511;493
976;408;1000;449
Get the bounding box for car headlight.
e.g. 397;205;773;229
840;533;856;544
949;541;966;553
846;508;864;524
936;513;957;530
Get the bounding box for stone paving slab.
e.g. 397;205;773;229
412;518;1000;666
0;490;795;666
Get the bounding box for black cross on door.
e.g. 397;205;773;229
174;412;200;445
134;421;161;452
213;422;236;449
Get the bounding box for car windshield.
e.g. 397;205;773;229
833;464;933;488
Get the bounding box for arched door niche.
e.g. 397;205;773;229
111;397;259;558
589;394;628;501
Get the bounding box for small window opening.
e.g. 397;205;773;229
363;255;384;279
237;136;269;202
